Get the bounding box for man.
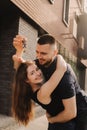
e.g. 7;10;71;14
35;34;76;130
13;34;87;130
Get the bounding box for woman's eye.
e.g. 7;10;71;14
30;71;34;75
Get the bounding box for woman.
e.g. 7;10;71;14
12;55;67;126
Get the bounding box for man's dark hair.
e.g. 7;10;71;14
37;34;56;45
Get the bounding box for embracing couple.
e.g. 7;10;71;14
12;34;87;130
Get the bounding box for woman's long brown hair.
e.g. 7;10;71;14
12;62;34;125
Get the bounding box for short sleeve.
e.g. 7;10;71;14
60;70;76;99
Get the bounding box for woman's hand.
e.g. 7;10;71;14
12;35;26;70
13;35;27;53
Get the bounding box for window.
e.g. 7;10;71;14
48;0;55;4
63;0;70;27
77;0;84;12
79;0;83;5
78;0;84;10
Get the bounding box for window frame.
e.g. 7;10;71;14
63;0;70;27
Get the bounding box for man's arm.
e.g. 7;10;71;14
46;96;77;123
46;69;77;122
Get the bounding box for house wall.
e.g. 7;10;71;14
10;0;87;90
18;17;38;61
77;13;87;59
10;0;81;56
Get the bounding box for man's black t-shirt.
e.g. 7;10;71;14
32;63;75;116
34;57;87;122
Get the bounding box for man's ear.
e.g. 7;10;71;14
54;49;58;55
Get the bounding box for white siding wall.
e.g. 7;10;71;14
19;17;38;60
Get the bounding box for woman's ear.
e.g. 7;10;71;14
25;79;29;83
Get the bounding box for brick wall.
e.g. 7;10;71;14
0;16;19;115
0;13;38;115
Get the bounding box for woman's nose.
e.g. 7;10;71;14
36;71;41;76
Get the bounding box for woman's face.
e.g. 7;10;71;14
26;64;44;85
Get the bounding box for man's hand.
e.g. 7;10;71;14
46;112;53;123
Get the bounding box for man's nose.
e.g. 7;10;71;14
37;53;42;59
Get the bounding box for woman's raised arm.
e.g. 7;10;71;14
12;35;26;70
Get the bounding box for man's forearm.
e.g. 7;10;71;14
47;97;77;123
47;110;76;123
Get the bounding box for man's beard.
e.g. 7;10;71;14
42;59;53;67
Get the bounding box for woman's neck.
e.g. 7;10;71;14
31;84;41;92
32;81;44;92
31;77;45;92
